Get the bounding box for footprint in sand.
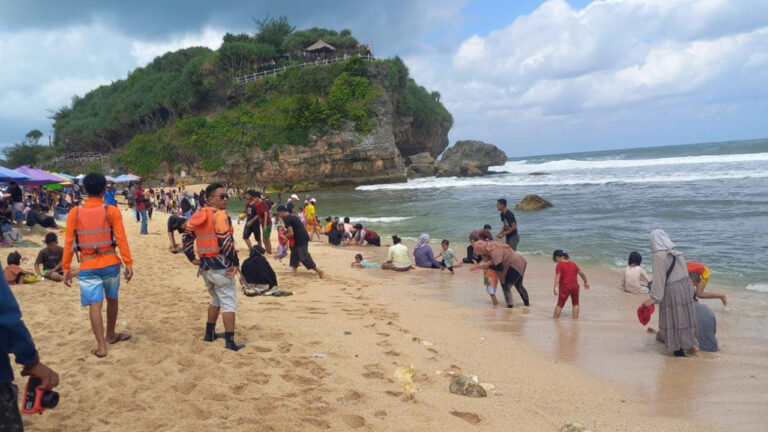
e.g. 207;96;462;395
374;410;387;419
343;415;366;429
247;373;271;385
450;410;481;424
343;390;363;402
384;350;400;357
363;371;384;380
280;373;319;386
252;346;273;353
301;417;330;429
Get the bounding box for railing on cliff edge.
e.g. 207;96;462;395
50;152;108;163
233;53;376;84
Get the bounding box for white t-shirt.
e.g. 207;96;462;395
622;265;650;294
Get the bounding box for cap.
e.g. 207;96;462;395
44;233;58;244
276;205;288;212
290;194;299;200
309;198;316;203
637;303;655;326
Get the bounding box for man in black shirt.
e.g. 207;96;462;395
167;214;187;252
277;205;324;278
496;198;520;251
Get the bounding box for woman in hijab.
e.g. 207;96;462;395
643;229;699;357
413;234;442;268
472;238;530;308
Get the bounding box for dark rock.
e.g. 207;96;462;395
406;152;438;178
529;171;550;176
437;140;507;177
449;375;487;398
514;194;553;211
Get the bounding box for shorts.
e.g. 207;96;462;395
263;224;272;239
202;268;237;313
79;264;121;306
557;285;579;308
506;233;520;251
289;244;316;270
243;223;261;242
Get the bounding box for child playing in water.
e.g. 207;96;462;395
351;253;381;269
436;239;455;274
552;250;590;319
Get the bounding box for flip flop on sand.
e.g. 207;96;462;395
108;333;132;345
91;349;107;358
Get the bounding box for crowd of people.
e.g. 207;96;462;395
0;175;730;429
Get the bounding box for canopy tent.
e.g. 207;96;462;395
113;173;141;183
305;40;336;52
75;174;85;180
105;175;115;182
57;172;76;181
14;166;68;186
0;166;30;183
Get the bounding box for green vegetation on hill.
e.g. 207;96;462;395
45;17;451;177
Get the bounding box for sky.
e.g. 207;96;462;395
1;0;767;157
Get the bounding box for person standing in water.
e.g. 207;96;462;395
62;173;134;358
642;229;699;357
183;183;244;351
472;239;530;308
552;250;589;319
496;199;519;250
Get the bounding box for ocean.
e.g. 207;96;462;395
235;139;768;291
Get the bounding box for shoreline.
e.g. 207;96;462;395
6;207;766;431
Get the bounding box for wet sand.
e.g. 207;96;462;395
6;207;766;431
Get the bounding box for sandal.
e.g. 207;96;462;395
108;333;132;345
91;349;107;358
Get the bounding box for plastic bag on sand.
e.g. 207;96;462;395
394;365;416;394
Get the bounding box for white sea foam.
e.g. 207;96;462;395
491;152;768;174
349;216;412;223
746;283;768;293
356;170;768;191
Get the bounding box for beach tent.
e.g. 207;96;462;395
0;166;30;183
75;174;85;181
105;175;115;182
57;172;76;181
113;173;141;183
14;165;68;186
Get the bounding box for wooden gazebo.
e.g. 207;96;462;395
305;39;336;54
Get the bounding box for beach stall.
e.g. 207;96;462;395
113;173;141;183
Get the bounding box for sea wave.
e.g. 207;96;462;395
492;152;768;174
746;283;768;293
349;216;413;223
356;170;768;191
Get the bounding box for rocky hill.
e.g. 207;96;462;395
46;19;452;187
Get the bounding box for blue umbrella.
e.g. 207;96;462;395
0;166;30;182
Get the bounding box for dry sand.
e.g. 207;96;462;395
6;206;766;431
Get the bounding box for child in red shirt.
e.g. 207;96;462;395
552;250;590;319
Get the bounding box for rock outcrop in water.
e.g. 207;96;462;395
406;152;438;178
437;140;507;177
515;194;553;211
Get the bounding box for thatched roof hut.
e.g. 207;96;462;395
305;40;336;53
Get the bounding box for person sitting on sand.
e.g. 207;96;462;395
25;205;58;229
324;216;333;234
622;251;650;294
688;261;728;307
4;251;34;285
62;173;134;358
382;236;413;271
472;239;530;308
326;223;344;246
352;223;381;246
167;214;187;252
435;239;455;274
414;234;442;269
34;233;69;282
351;253;381;269
552;250;589;319
240;245;282;296
184;183;244;351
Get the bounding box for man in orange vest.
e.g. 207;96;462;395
183;182;244;351
62;173;134;358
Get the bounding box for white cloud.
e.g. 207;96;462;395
408;0;768;154
131;27;225;66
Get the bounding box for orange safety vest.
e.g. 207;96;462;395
190;207;228;258
73;204;117;263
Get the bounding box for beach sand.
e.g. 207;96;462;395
6;206;767;431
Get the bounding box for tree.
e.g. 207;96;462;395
254;16;294;50
25;129;43;145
